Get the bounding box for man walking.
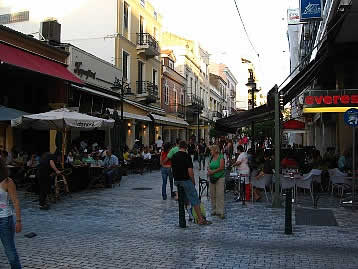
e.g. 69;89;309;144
38;152;61;210
197;139;207;170
171;141;211;225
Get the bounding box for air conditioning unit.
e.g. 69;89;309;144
40;19;61;43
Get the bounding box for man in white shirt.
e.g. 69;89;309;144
155;136;163;151
142;148;152;160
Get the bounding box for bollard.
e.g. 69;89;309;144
178;185;186;228
241;176;246;206
285;188;293;235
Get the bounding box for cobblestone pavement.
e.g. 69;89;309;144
1;163;358;269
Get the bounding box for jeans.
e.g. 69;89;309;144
175;180;200;206
104;169;116;186
161;167;173;198
39;175;51;206
0;216;22;269
198;154;206;169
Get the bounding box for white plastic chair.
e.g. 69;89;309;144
295;172;315;205
251;174;272;202
328;168;352;199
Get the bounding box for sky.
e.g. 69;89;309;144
0;0;299;97
150;0;299;94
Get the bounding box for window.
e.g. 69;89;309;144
122;51;129;81
152;69;157;86
168;60;174;69
124;2;129;29
174;88;177;105
190;78;193;93
140;0;145;7
154;10;158;20
180;93;184;105
161;59;165;66
164;85;169;105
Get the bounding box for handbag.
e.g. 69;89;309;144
209;175;219;184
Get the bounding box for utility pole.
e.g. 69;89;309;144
272;85;282;208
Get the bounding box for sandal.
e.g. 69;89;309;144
198;219;212;225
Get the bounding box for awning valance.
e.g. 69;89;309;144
107;109;151;121
0;106;29;121
215;105;274;133
283;119;305;130
150;114;189;127
0;42;83;84
72;85;120;101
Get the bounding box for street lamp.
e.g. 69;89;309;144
111;77;132;157
246;79;256;150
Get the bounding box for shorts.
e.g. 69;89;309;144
175;180;200;206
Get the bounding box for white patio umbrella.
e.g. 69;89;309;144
11;108;114;167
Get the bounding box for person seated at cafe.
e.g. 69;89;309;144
27;153;40;168
93;153;103;167
254;151;274;201
82;150;95;165
281;150;298;169
103;149;119;188
338;149;351;172
142;147;152;160
1;150;11;165
123;146;131;163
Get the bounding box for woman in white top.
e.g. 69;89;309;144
233;145;250;176
0;159;22;268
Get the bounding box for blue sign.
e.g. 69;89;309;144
300;0;323;21
344;108;358;127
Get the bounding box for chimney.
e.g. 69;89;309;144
40;18;61;43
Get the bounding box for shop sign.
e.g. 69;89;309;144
68;46;122;91
303;89;358;113
300;0;323;21
288;9;300;25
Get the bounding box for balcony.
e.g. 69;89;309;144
212;111;223;121
186;94;204;111
136;33;160;58
166;103;185;118
136;81;159;104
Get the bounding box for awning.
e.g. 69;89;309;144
283;119;305;130
107;108;151;121
72;85;120;101
0;106;29;121
150;114;189;127
0;42;83;84
215;105;274;133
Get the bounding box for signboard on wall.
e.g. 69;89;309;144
67;46;122;91
0;11;29;25
287;9;300;25
300;0;323;21
303;89;358;113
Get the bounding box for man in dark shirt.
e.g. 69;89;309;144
171;141;211;225
187;138;196;163
197;139;207;170
38;152;61;210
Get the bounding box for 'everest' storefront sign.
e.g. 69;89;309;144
303;90;358;113
300;0;323;21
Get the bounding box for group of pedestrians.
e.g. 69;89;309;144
159;137;229;224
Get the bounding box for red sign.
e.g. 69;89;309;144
305;95;358;106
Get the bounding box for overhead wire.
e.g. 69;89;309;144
233;0;259;58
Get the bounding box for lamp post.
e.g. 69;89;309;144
111;77;132;157
246;80;256;150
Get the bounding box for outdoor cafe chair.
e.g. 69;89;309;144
279;174;296;199
328;168;352;200
295;171;317;205
251;173;272;202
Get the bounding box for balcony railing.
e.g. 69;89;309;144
187;94;204;108
166;103;185;118
136;33;160;57
136;81;159;104
212;111;223;119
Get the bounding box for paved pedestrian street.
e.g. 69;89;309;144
1;167;358;269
